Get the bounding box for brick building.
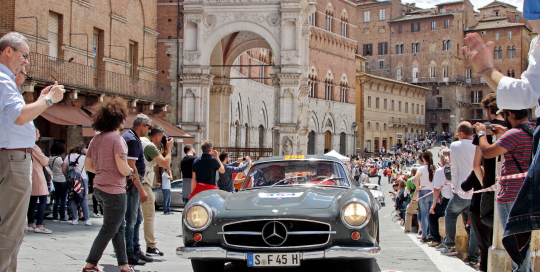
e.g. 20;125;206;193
356;0;532;133
0;0;193;177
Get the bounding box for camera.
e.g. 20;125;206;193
161;135;178;148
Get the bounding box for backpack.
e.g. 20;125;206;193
66;154;85;203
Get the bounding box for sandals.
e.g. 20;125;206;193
120;265;135;272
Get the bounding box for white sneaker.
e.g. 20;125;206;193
71;219;79;225
34;227;52;234
94;213;103;218
85;220;92;226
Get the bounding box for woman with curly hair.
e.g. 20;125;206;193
82;97;135;272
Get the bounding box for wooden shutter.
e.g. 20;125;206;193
363;44;367;56
411;23;414;32
48;12;59;58
471;91;474;103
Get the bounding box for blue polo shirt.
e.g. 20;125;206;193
122;128;145;177
192;153;221;186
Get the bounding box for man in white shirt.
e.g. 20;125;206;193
441;122;476;255
377;168;384;185
428;155;453;247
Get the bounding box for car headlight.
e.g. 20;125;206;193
184;202;212;231
341;200;371;229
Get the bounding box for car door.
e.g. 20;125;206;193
170;180;184;207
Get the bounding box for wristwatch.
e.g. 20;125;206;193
477;131;486;138
44;97;54;107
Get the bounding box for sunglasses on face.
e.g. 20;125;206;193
11;47;29;60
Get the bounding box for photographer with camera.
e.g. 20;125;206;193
217;153;251;193
140;125;173;258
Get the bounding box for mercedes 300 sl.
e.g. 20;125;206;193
177;155;380;272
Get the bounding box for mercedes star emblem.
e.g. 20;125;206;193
262;221;288;246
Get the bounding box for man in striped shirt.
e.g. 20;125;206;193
474;108;535;272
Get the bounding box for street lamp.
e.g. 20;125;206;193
107;45;127;75
69;33;89;66
17;16;38;51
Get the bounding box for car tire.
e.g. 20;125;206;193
350;258;374;272
191;259;224;272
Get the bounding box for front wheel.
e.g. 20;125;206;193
191;259;225;272
351;258;375;272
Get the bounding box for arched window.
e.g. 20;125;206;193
258;125;265;148
376;122;380;130
245;123;250;147
367;122;371;130
508;46;512;58
512;46;516;58
512;70;515;78
383;123;387;131
494;47;499;59
339;132;346;155
324;130;332;153
499;46;503;59
308;131;316;155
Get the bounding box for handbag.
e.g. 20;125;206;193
126;176;135;191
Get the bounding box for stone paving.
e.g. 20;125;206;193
17;145;475;272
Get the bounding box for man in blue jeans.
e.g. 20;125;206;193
122;114;153;265
441;122;475;256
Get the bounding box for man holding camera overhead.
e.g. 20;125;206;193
140;125;173;257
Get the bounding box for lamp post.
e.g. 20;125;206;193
17;16;38;51
107;45;127;75
69;33;89;66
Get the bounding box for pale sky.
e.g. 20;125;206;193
400;0;524;12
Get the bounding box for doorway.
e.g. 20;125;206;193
324;131;332;153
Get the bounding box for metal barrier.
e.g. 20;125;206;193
213;147;273;161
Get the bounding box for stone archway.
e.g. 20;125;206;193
178;0;315;155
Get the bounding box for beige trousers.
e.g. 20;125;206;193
404;200;419;233
0;150;32;272
141;183;156;249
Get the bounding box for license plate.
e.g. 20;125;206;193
247;252;300;267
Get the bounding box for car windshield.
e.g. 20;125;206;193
363;184;380;190
241;160;350;189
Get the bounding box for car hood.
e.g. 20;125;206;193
224;186;344;210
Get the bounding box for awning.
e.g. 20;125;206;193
147;115;195;144
41;105;93;126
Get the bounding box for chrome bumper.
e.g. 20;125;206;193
176;246;380;260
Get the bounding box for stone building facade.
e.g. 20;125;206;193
0;0;177;171
157;0;357;158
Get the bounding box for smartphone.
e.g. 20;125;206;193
485;125;494;130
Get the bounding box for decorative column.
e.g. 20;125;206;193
209;85;234;147
179;74;214;152
273;73;304;156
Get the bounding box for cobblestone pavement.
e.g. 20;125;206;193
18;145;474;272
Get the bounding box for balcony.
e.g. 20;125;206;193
25;53;171;104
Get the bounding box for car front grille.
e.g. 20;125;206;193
219;219;334;249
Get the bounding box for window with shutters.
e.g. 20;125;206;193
363;44;373;56
508;46;512;58
396;45;400;54
494;47;499;59
367;96;371;107
397;68;402;80
364;11;370;22
411;22;420;32
378;42;388;55
391;100;395;111
398;101;402;112
431;21;436;30
378;60;385;70
436;97;443;108
445;20;450;29
495;33;500;40
397;24;402;34
471;90;483;104
129;41;138;77
48;12;60;58
379;9;386;20
416;104;419;114
340;87;346;102
508;31;513;39
516;15;519;21
309;81;316;98
412;43;420;53
430;66;436;78
405;102;408;113
512;46;516;58
466;69;471;79
443;66;448;78
341;21;347;36
384;99;387;110
498;46;503;59
376;97;380;108
443;40;447;51
325;83;332;100
421;105;424;114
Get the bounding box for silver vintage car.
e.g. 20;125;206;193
152;179;185;210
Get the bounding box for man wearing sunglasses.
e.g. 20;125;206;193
0;32;65;272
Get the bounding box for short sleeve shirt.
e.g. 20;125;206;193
122;129;145;177
86;131;128;194
143;137;161;161
433;167;452;199
162;172;171;190
192;153;221;186
495;123;535;203
418;165;434;191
